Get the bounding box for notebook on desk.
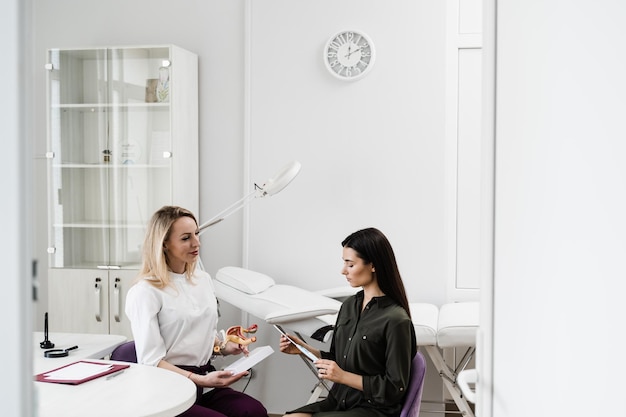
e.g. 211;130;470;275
35;360;130;385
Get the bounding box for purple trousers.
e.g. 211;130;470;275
176;386;268;417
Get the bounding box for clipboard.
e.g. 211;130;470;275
35;360;130;385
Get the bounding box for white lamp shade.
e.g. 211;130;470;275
258;160;302;197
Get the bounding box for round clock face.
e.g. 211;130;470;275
324;30;375;81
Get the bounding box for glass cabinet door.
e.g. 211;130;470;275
47;47;174;269
47;48;110;269
107;47;173;267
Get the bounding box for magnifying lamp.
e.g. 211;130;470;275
198;160;301;234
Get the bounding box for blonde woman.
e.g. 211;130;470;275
126;206;267;417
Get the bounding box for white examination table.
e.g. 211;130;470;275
214;266;346;341
214;267;479;413
411;302;479;417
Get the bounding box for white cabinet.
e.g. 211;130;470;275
46;45;198;337
48;269;135;337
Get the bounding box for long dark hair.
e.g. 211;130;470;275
342;228;411;319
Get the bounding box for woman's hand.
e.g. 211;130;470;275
192;369;248;388
278;333;305;355
315;359;364;391
314;359;342;382
219;340;246;356
159;360;249;389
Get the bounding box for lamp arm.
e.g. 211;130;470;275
198;189;258;233
197;160;301;234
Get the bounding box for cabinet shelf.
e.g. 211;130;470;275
49;263;142;270
52;103;170;110
52;222;147;229
52;164;170;169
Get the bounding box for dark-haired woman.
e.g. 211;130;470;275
279;227;416;417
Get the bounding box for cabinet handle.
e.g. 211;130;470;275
94;277;102;322
113;278;121;322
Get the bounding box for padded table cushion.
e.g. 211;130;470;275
436;302;479;348
214;267;342;338
410;303;439;346
410;302;479;348
216;266;276;294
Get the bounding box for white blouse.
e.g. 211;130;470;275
125;269;218;367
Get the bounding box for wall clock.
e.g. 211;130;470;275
324;30;376;81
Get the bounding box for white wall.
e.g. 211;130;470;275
247;0;447;302
487;1;626;416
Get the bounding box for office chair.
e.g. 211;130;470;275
400;351;427;417
110;340;137;363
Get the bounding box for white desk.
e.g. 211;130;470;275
35;359;196;417
34;333;196;417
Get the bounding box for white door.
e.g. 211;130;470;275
481;1;626;416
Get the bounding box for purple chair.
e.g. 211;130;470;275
400;351;427;417
110;341;137;363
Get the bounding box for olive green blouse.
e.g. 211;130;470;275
288;290;417;417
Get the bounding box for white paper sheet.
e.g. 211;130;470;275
224;345;274;375
44;362;113;381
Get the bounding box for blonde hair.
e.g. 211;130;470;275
139;206;199;288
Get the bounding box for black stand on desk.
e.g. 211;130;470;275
40;312;55;349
